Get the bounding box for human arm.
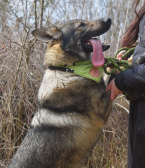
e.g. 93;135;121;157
115;63;145;92
106;63;145;100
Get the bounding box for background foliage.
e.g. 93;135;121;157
0;0;144;167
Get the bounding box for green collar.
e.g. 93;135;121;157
49;60;103;83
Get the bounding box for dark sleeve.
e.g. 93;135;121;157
115;63;145;92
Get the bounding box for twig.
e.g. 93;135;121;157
8;48;24;114
115;103;129;113
0;162;7;168
57;5;80;26
123;0;131;33
0;33;22;47
40;0;44;28
34;0;37;29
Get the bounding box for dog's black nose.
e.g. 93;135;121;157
104;18;111;24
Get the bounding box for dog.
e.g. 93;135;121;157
8;18;112;168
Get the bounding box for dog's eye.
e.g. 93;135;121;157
78;23;86;28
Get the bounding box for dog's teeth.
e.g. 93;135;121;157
86;42;91;45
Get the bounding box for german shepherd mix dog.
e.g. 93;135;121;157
8;18;112;168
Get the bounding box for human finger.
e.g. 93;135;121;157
105;81;112;92
117;53;123;60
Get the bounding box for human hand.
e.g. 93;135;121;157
105;79;123;101
116;51;126;61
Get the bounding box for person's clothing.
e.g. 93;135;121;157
138;13;145;48
114;14;145;168
128;99;145;168
115;63;145;92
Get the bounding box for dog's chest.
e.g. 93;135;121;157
38;69;84;103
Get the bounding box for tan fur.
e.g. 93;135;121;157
44;43;89;67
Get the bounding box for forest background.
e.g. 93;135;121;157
0;0;144;167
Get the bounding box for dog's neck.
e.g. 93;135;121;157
43;43;88;67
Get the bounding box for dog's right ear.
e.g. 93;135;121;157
32;27;62;43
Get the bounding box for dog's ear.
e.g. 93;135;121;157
32;27;62;43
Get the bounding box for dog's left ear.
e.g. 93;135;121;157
32;27;62;43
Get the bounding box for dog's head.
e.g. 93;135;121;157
32;18;111;65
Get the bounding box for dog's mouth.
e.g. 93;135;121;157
80;18;111;67
84;38;110;52
82;38;110;67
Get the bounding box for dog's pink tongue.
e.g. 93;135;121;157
89;39;105;67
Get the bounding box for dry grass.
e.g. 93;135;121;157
0;39;45;167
